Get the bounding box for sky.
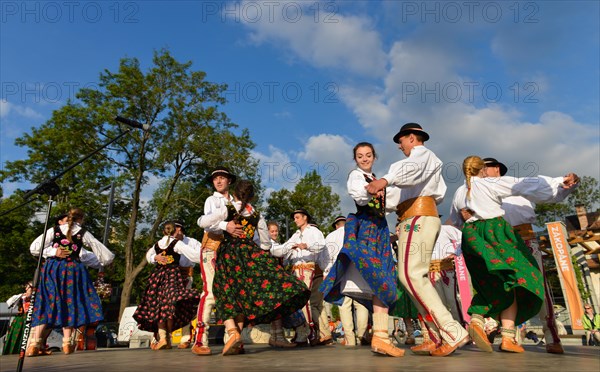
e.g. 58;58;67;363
1;0;599;227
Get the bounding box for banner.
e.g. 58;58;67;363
546;222;584;330
454;252;472;323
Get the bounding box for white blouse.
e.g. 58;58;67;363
347;168;402;213
449;175;569;227
146;235;200;266
30;223;114;267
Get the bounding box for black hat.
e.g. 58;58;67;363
206;166;237;185
393;123;430;143
483;157;507;176
331;215;346;229
290;208;312;221
54;213;68;225
173;219;185;231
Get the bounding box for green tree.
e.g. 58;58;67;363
1;50;258;317
535;176;600;226
265;170;341;239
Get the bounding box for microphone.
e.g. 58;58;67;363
114;116;150;130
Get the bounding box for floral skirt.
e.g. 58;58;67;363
213;237;310;325
462;217;544;324
320;212;398;309
32;258;103;328
133;265;200;332
2;314;25;354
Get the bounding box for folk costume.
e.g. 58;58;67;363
201;200;311;350
192;167;237;355
449;172;574;352
134;236;200;348
502;193;570;354
271;211;326;346
383;124;469;356
28;222;114;355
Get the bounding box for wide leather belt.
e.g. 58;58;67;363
396;196;438;222
292;263;316;271
201;231;223;251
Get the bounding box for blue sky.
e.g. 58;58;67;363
1;1;599;223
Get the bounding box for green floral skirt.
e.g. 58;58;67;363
462;217;543;324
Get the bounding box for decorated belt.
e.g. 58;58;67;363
429;259;455;272
201;231;223;251
292;263;316;270
513;223;535;241
396;196;438;222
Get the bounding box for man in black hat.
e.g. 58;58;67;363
192;166;241;356
271;208;326;346
366;122;469;357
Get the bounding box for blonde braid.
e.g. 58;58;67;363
163;222;176;245
462;156;485;200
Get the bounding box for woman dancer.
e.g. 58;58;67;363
320;142;404;357
450;156;578;353
201;180;311;355
134;222;200;350
28;208;114;356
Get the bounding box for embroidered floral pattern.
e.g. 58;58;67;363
213;204;310;325
320;212;398;308
461;217;544;324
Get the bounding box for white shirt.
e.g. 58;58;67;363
432;225;462;261
146;235;201;266
197;200;271;250
382;145;446;205
30;223;114;267
270;225;325;265
318;227;345;278
347;168;402;213
197;191;235;233
449;175;570;228
144;236;196;267
501;183;572;226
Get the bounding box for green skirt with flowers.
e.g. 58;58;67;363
462;217;543;325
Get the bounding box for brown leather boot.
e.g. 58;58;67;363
410;339;437;355
191;344;212;355
371;334;405;357
468;322;493;352
499;337;525;353
430;334;470;357
222;328;242;356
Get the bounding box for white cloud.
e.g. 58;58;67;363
0;99;11;118
239;0;387;78
0;99;43;120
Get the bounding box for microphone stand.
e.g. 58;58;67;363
16;127;133;372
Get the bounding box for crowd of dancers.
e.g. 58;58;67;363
16;122;580;358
